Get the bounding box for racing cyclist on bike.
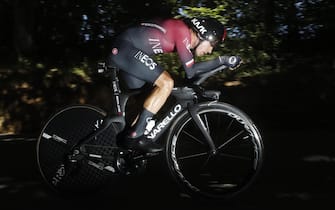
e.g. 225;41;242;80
108;17;242;153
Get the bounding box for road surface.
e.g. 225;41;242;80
1;127;335;210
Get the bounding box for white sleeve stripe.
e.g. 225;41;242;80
185;59;194;67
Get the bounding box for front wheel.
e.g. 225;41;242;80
165;102;263;199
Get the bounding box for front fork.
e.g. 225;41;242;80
187;103;217;155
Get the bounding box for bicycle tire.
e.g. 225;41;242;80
165;102;263;199
36;105;120;194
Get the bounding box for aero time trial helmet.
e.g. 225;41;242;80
186;17;227;47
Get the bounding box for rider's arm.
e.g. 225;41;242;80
182;56;242;79
183;57;222;79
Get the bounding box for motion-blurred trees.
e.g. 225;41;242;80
0;0;333;134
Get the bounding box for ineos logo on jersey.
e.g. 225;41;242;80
149;38;163;54
191;18;207;35
134;51;157;70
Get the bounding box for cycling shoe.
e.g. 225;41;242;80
119;135;163;154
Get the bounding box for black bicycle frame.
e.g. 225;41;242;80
75;64;227;154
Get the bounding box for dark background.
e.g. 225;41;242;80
1;0;334;135
0;0;335;209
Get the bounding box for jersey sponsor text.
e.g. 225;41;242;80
149;38;163;54
134;51;158;70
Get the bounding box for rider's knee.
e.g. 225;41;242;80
162;76;174;92
155;71;174;93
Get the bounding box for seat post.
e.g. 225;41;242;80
107;65;123;116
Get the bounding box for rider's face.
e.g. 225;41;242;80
195;40;213;56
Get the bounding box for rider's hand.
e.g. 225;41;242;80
219;56;243;70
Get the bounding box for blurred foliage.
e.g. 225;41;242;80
0;59;94;134
0;0;334;135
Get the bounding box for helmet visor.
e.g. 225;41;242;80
197;33;219;47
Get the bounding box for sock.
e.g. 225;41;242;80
129;108;154;138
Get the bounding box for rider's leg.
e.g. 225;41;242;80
143;71;174;113
128;71;174;137
108;41;172;152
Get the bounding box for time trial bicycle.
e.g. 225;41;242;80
36;62;264;199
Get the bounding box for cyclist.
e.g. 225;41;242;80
108;17;242;153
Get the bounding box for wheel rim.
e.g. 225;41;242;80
169;107;263;198
36;105;117;193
